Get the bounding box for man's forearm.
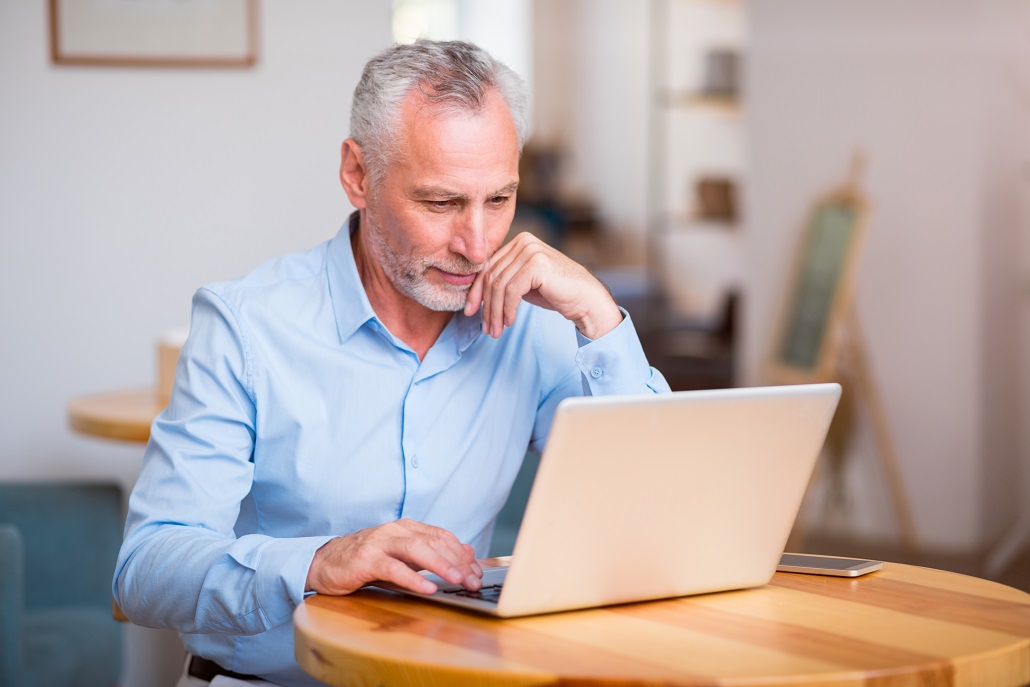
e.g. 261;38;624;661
115;524;331;635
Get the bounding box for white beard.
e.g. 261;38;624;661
363;215;485;312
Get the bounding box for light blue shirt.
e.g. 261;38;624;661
114;215;669;686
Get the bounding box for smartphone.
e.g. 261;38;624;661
776;553;883;577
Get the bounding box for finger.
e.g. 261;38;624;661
406;539;482;589
377;557;439;594
470;239;508;322
478;265;499;337
466;547;484;589
479;239;524;336
464;272;484;317
390;521;479;585
466;546;483;577
482;244;531;337
502;262;540;328
486;247;542;335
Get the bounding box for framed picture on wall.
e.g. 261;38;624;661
49;0;259;68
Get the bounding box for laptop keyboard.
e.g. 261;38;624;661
444;584;503;604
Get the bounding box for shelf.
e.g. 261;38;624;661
657;89;742;114
647;0;747;385
653;212;738;233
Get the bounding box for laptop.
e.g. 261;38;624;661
373;382;841;617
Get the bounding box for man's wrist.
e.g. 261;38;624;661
574;303;624;341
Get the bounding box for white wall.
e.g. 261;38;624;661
743;0;1025;552
458;0;534;100
532;0;650;238
0;2;391;685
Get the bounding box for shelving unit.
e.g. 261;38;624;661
647;0;747;327
640;0;746;390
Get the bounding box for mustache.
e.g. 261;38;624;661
423;255;487;276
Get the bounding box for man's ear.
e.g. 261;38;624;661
339;138;370;209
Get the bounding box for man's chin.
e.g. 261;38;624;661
406;283;471;313
423;294;467;313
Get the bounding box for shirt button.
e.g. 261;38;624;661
410;455;419;469
590;367;604;379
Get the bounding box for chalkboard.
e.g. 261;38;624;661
767;192;866;383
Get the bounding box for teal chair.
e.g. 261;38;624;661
0;482;124;687
489;451;541;557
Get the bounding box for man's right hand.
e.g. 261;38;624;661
304;518;483;596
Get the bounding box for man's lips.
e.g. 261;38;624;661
436;268;478;287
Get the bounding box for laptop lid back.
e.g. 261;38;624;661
496;383;841;617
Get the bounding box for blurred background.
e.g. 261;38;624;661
1;0;1028;685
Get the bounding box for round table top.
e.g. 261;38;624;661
294;560;1030;687
67;387;164;443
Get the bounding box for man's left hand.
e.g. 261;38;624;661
464;232;622;340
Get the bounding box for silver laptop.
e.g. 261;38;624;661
374;383;841;617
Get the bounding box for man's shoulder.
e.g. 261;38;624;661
201;239;333;303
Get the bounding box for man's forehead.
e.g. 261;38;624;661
397;87;516;140
387;87;520;193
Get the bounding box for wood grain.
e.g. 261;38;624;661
294;562;1030;687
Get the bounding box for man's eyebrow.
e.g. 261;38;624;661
492;182;519;196
409;186;467;201
408;181;519;200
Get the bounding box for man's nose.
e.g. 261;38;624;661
452;207;489;265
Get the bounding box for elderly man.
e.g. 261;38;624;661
114;39;668;687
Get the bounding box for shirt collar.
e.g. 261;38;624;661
453;303;484;353
326;212;378;343
326;211;484;351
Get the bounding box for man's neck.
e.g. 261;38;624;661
350;224;452;361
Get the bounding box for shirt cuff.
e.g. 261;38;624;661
254;534;336;627
574;308;654;396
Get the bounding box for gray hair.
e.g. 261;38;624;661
350;39;530;186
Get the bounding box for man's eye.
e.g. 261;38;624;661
428;200;453;209
490;196;510;206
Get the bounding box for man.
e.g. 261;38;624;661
114;39;669;687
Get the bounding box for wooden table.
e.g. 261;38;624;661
294;561;1030;687
67;388;165;443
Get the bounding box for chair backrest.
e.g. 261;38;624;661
488;451;540;557
0;482;123;611
0;524;24;687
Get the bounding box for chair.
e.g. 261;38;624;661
0;482;124;687
488;452;541;557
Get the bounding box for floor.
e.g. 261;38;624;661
797;533;1030;594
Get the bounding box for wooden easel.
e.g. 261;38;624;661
766;154;918;553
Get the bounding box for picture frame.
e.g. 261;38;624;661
49;0;259;68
